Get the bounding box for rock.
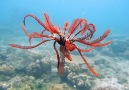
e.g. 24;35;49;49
0;83;9;90
77;79;84;87
0;64;14;76
26;58;51;77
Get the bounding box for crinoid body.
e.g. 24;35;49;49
9;13;112;76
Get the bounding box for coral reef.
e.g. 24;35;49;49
92;77;124;90
48;83;74;90
26;58;51;77
0;36;129;90
0;82;9;90
7;76;45;90
59;62;95;89
0;64;14;76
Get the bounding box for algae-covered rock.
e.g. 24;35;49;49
0;82;9;90
92;77;124;90
26;58;51;77
48;83;74;90
0;64;14;75
7;76;47;90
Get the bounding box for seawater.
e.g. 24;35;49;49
0;0;129;90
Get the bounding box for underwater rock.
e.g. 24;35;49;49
96;46;112;56
92;86;119;90
117;74;128;84
67;72;77;84
77;79;84;87
85;80;92;88
7;75;71;90
35;79;44;88
0;83;9;90
103;39;129;59
26;58;51;77
68;63;80;72
0;64;14;76
7;75;47;90
60;62;95;89
64;63;81;75
48;83;74;90
49;84;64;90
1;47;53;76
67;71;92;89
1;37;129;90
92;77;124;90
9;76;22;88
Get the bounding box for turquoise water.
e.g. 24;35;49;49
0;0;129;90
1;0;129;35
